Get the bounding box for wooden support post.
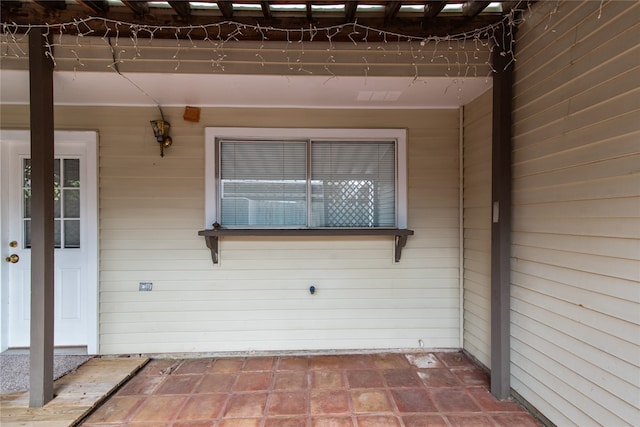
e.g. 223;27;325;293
28;27;55;408
490;29;514;400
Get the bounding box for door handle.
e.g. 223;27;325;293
5;254;19;263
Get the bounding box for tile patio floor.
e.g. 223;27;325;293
81;351;542;427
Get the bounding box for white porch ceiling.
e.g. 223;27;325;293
0;70;492;109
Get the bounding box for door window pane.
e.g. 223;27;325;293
63;189;80;218
63;159;80;187
22;157;80;249
64;220;80;248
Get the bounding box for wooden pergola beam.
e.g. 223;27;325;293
168;1;191;18
462;1;491;18
384;1;401;26
28;27;56;409
424;1;446;19
34;0;66;10
260;1;272;20
345;1;358;22
77;0;109;14
121;0;149;16
217;1;234;19
306;1;313;22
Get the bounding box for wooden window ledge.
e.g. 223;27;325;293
198;228;414;264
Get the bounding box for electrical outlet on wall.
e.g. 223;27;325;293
139;282;153;291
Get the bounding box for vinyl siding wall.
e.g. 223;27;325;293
462;89;492;369
511;1;640;425
0;104;464;355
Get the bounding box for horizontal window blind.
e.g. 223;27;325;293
311;141;396;227
220;140;307;227
217;138;397;228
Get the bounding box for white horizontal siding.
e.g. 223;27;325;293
512;1;640;426
0;105;462;354
462;89;492;369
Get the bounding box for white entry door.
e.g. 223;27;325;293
0;130;97;353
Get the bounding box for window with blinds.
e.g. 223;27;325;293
216;138;397;228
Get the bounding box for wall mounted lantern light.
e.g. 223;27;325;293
150;118;172;157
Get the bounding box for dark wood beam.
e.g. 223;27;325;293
384;1;402;26
306;2;313;22
168;1;191;18
490;27;515;400
345;1;357;22
217;1;234;19
77;0;109;14
122;0;149;16
424;1;446;19
260;1;272;20
28;26;55;409
34;0;66;10
462;1;491;18
0;4;505;41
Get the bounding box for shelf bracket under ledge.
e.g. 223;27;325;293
199;228;414;265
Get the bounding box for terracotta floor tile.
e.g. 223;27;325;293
345;370;384;388
118;374;164;395
309;356;344;370
435;352;476;369
451;368;490;387
172;420;216;427
131;395;187;422
83;395;143;423
154;375;201;395
277;357;310;371
356;415;402;427
268;391;309;415
351;390;393;413
219;418;261;427
468;388;526;412
274;371;308;390
264;416;308;426
196;374;237;393
127;423;170;427
312;416;355;427
176;394;227;421
382;369;422;388
139;360;180;376
492;413;543;427
390;388;437;413
446;414;494;427
79;353;541;427
371;354;410;369
334;355;376;370
243;357;275;371
310;389;350;414
234;372;272;391
402;414;449;427
311;371;344;389
431;389;481;412
173;421;215;427
416;369;462;387
210;358;245;374
176;359;213;375
224;393;268;418
405;353;444;369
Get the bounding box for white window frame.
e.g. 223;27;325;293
205;127;407;229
